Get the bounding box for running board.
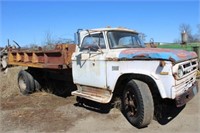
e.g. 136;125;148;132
71;85;112;103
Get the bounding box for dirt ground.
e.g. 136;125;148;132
0;67;200;133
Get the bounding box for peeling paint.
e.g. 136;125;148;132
119;48;197;63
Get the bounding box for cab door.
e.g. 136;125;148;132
72;33;108;89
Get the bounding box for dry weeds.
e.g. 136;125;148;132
0;66;26;99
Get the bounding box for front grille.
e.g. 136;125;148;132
179;59;198;79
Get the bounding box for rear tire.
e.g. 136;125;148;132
18;70;35;95
34;79;41;91
1;56;8;74
122;79;154;128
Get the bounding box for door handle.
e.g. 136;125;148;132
92;60;95;66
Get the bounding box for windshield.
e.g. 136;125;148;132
107;31;144;49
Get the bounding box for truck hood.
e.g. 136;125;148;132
117;48;197;63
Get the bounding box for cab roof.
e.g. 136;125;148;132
84;27;138;34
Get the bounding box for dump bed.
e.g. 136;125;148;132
8;44;76;69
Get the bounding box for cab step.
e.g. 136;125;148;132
71;85;112;103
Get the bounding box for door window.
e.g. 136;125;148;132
80;33;106;51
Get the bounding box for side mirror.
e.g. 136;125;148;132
74;29;83;46
74;32;80;46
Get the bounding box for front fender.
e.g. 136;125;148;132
106;61;174;99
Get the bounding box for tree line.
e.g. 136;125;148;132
174;24;200;43
26;24;200;49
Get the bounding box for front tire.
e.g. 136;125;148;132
18;70;35;95
122;79;154;128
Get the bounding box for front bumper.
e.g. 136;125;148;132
175;81;198;107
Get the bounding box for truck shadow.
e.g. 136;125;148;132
154;100;185;125
29;68;77;98
74;98;111;114
37;79;77;98
48;84;76;98
36;72;186;126
74;98;186;126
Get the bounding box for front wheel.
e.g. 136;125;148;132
122;80;154;128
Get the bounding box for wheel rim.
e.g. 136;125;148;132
124;88;138;118
18;76;27;92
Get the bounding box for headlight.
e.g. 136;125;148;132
177;66;184;78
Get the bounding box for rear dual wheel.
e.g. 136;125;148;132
0;56;8;73
18;70;40;95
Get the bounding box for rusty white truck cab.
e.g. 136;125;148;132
71;27;198;128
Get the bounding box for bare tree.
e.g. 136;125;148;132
188;24;200;42
54;38;74;44
179;23;193;42
179;23;192;33
196;24;200;42
43;31;55;50
138;32;147;42
45;31;54;45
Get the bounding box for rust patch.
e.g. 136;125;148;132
8;44;76;69
119;48;197;63
175;81;198;107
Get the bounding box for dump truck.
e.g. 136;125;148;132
8;27;199;128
